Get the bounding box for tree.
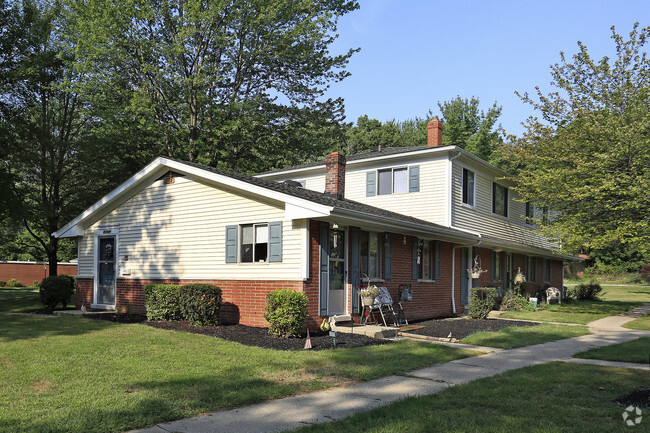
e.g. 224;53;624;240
438;96;503;163
500;24;650;255
70;0;359;173
0;0;122;274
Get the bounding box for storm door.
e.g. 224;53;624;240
328;229;346;315
97;236;116;306
460;247;470;305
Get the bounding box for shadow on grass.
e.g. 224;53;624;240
461;324;589;349
0;368;299;433
0;314;117;342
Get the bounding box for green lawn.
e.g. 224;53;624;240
501;285;650;324
0;287;41;312
574;337;650;364
624;313;650;331
0;314;478;433
294;363;650;433
461;323;590;349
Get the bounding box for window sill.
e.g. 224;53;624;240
461;203;476;210
362;277;385;283
491;213;510;220
417;279;437;283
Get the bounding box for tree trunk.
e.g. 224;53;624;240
48;235;58;276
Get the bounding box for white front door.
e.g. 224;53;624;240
328;229;346;315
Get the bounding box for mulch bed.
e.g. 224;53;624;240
403;317;539;340
614;387;650;408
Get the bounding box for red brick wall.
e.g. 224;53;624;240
76;277;305;327
0;262;77;286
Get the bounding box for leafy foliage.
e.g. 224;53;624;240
499;292;535;312
264;289;308;338
6;278;25;288
566;283;602;302
178;283;223;327
143;284;183;321
500;24;650;255
39;275;76;311
468;287;497;319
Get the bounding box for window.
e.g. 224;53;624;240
462;168;475;206
542;206;549;225
360;231;382;279
415;239;439;280
492;183;508;217
378;167;408;195
491;251;502;282
240;223;268;263
525;202;533;225
541;259;552;282
525;256;536;281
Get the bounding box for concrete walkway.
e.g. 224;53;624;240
130;304;650;433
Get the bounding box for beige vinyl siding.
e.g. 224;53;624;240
78;178;303;280
345;158;448;225
451;162;559;250
77;235;94;277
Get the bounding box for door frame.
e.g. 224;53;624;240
93;227;119;310
327;227;348;315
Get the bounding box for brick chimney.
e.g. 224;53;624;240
325;152;346;199
427;118;443;147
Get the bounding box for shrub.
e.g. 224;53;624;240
567;283;602;301
264;289;308;338
143;284;183;321
468;287;497;319
0;280;6;287
179;283;222;326
7;278;25;287
500;292;535;312
39;276;76;311
33;280;40;287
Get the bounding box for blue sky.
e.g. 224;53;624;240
326;0;648;137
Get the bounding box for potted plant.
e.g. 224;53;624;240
513;267;526;295
468;256;486;279
359;285;380;306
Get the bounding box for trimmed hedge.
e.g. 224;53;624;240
144;283;222;326
144;284;183;321
179;283;222;326
264;289;308;338
39;275;76;311
468;287;497;319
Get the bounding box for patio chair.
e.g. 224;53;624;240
395;284;411;325
373;286;398;327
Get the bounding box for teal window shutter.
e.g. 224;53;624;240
319;223;329;316
434;240;441;279
409;165;420;192
366;171;376;197
412;238;419;280
384;233;392;279
268;222;283;262
225;225;238;263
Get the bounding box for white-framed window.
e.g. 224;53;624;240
492;182;508;217
525;202;533;225
462;168;475;207
525;256;536;281
491;251;502;282
240;223;269;263
541;258;552;282
378;167;408;195
360;231;382;279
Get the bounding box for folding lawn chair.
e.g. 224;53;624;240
373;286;398;327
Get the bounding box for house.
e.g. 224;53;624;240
54;119;574;328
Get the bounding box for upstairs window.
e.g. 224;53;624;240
378;167;408;195
525;202;533;225
492;183;508;217
241;223;268;263
462;168;475;207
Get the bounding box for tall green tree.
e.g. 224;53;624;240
70;0;358;173
0;0;121;273
438;96;503;163
500;24;650;255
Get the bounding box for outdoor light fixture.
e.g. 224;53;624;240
332;222;339;229
402;235;407;245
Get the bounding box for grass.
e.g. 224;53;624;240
624;313;650;331
293;362;650;433
0;314;479;433
574;337;650;364
461;323;590;349
0;287;42;312
501;284;650;324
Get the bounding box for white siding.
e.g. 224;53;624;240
451;162;559;250
78;178;304;280
344;158;448;225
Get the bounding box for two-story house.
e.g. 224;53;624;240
54;119;573;328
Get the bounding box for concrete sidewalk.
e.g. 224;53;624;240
130;304;650;433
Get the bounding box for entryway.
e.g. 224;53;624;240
95;236;116;307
